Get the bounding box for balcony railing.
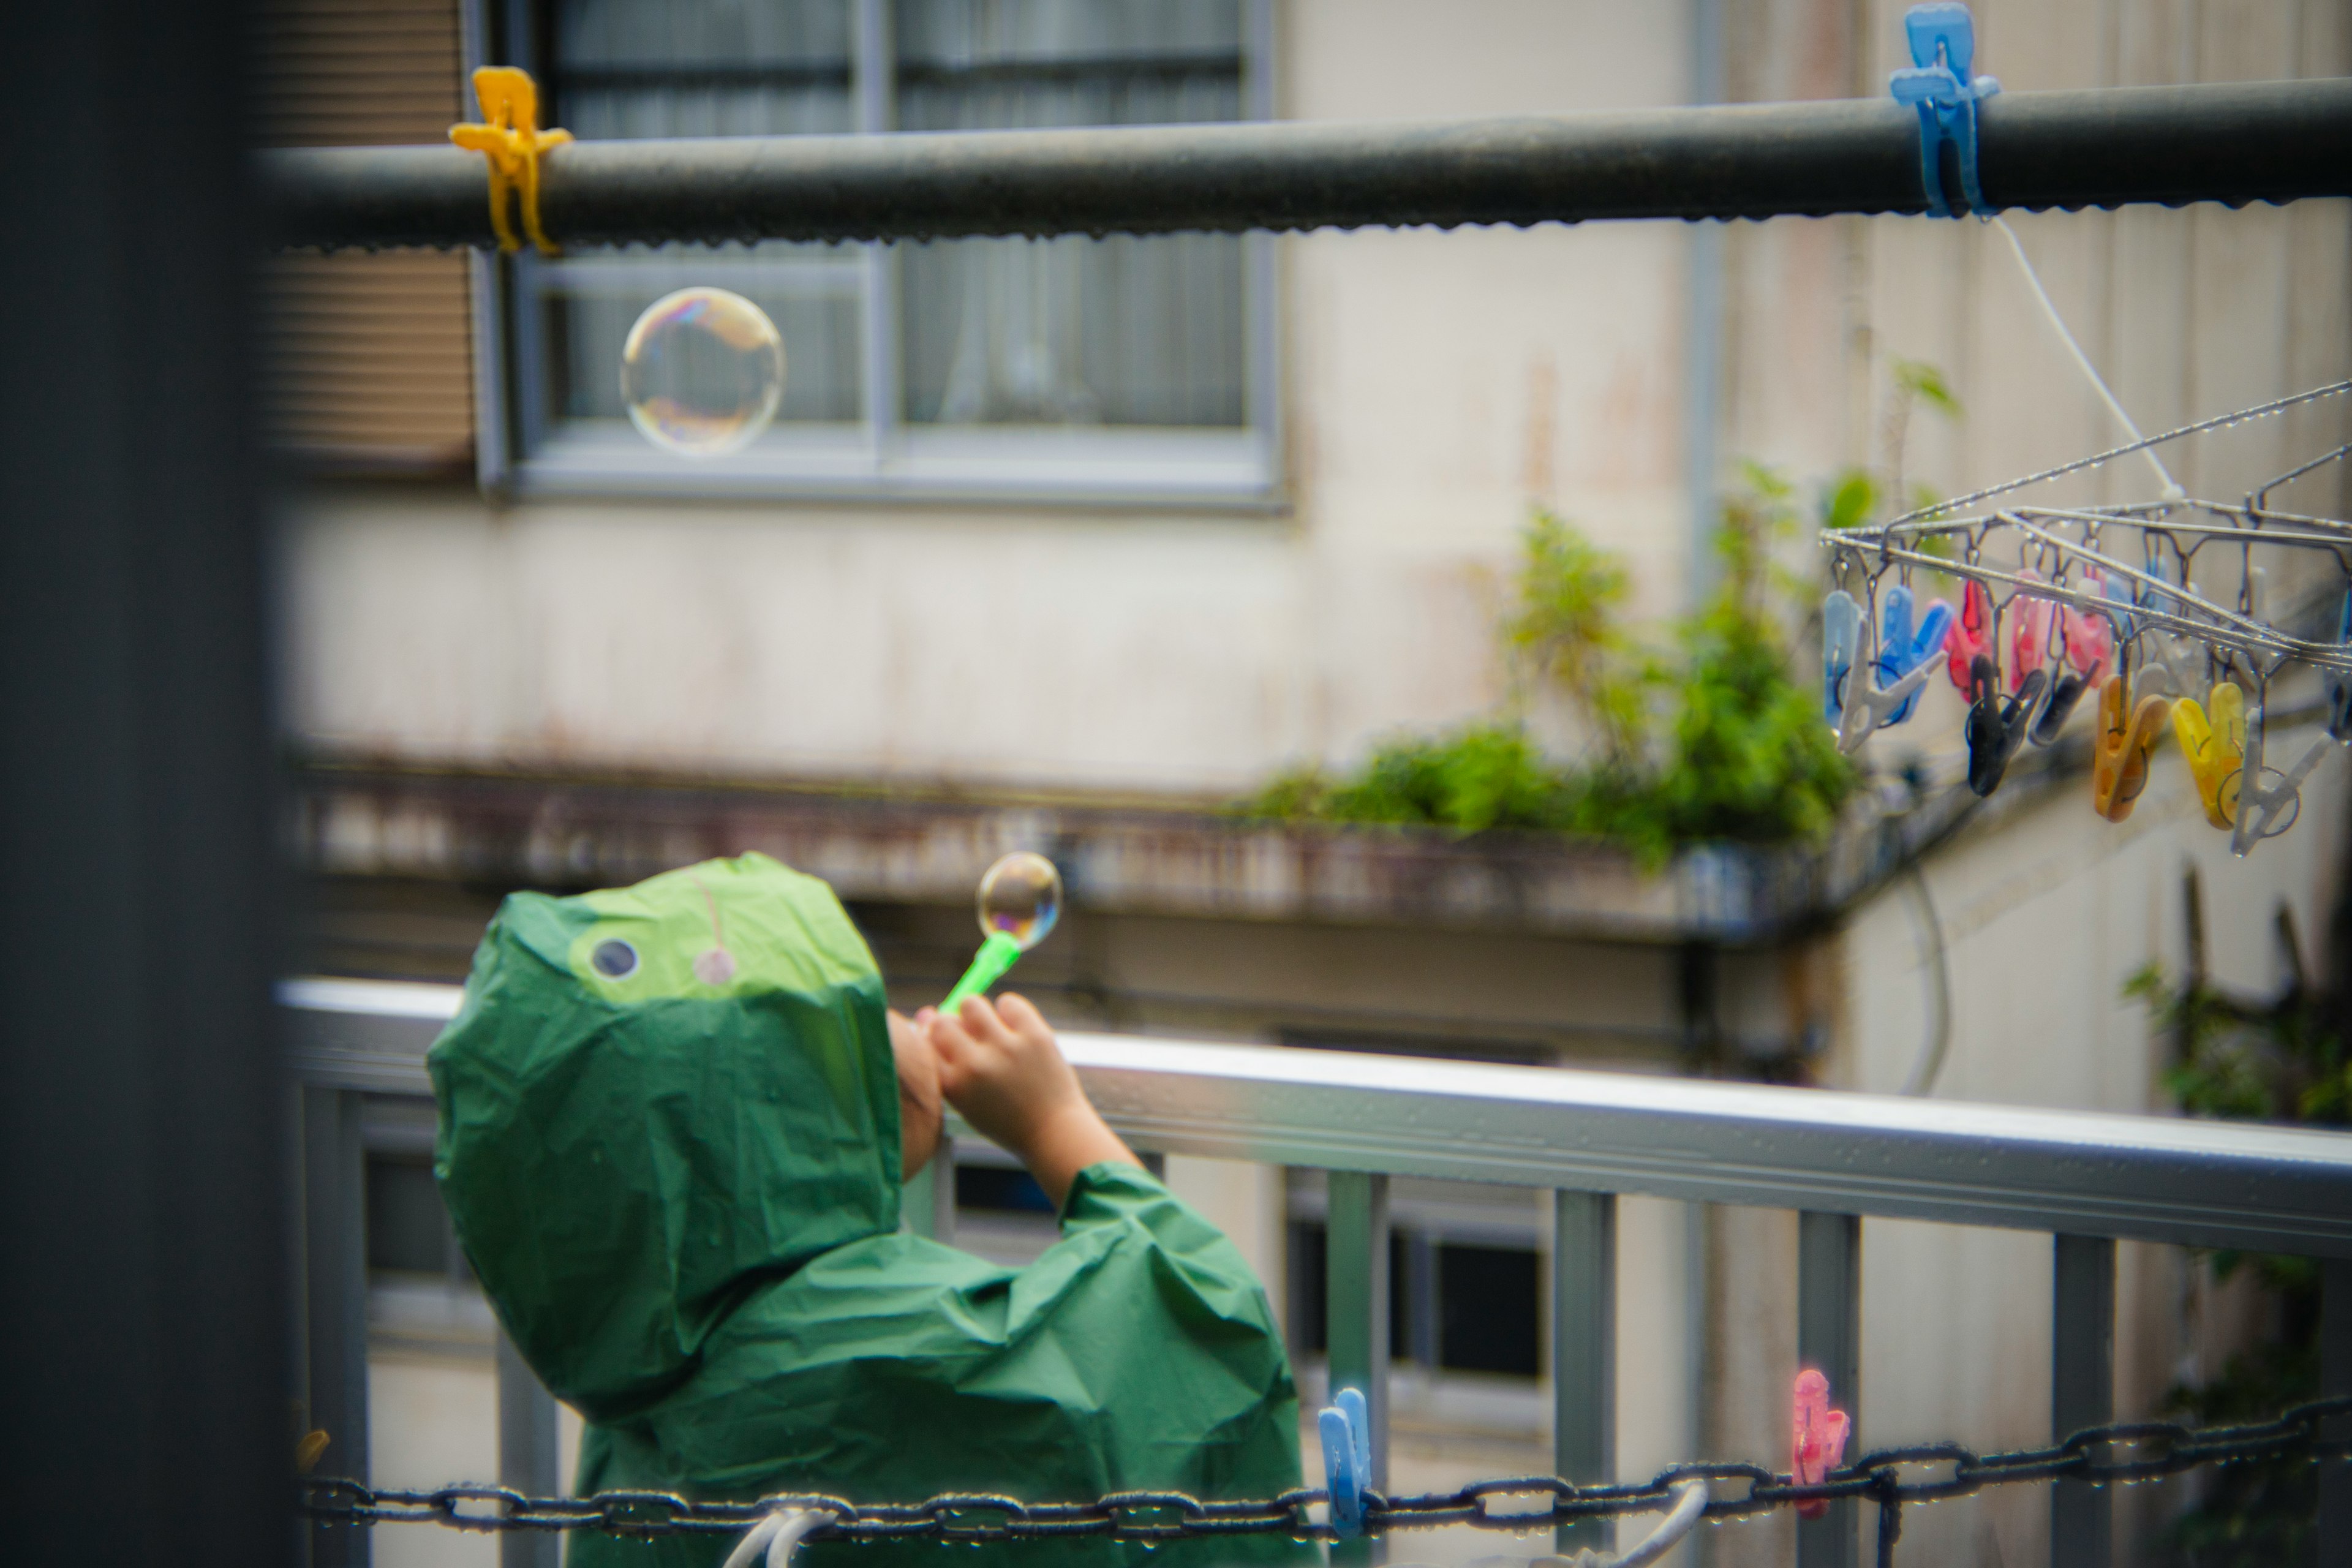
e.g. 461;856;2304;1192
284;976;2352;1568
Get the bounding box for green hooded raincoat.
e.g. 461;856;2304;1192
429;853;1309;1568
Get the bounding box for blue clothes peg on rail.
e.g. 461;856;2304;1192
2331;589;2352;739
1823;589;1862;722
1889;3;2002;216
1319;1387;1371;1539
1875;585;1954;726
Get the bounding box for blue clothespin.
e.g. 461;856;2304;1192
1874;586;1954;726
1823;589;1862;722
1318;1387;1371;1539
2330;589;2352;739
1888;3;2002;217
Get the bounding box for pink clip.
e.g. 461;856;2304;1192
2008;571;2054;696
2064;570;2114;685
1946;579;1992;693
1791;1370;1850;1519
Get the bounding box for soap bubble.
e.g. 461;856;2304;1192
977;852;1062;951
619;287;785;456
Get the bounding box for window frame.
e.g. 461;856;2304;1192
469;0;1281;508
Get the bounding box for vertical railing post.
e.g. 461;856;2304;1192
303;1087;371;1568
1797;1212;1860;1568
1327;1171;1391;1566
2051;1235;2115;1566
497;1332;561;1568
1553;1191;1617;1556
2321;1257;2352;1561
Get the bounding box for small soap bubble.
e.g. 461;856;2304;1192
619;286;785;456
977;851;1062;951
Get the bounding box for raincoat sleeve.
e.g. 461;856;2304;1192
1040;1161;1307;1512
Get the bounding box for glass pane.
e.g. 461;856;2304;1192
555;0;854;138
541;1;864;439
894;0;1247;430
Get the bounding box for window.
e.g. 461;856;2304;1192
485;0;1277;504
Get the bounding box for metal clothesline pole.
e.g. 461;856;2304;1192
261;77;2352;252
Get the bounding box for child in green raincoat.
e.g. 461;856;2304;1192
429;853;1310;1568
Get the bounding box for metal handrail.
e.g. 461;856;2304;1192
260;78;2352;251
283;976;2352;1257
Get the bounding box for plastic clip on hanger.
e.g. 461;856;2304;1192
1791;1371;1852;1521
1836;597;1939;755
2234;692;2352;857
2233;596;2352;851
2332;590;2352;737
1966;653;2043;796
2006;572;2057;736
2032;584;2114;745
1875;584;1954;726
1319;1387;1373;1540
1946;578;1994;693
2093;671;2171;823
1823;589;1861;722
2171;680;2246;829
450;67;573;255
1888;3;2002;217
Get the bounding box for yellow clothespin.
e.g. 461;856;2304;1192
450;67;572;255
2094;673;2171;823
2170;680;2245;829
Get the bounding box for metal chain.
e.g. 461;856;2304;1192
298;1395;2352;1546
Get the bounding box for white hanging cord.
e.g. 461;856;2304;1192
723;1508;824;1568
1409;1477;1710;1568
1991;215;2185;501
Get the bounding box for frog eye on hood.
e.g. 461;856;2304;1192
590;938;640;979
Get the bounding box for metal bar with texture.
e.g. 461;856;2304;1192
284;980;2352;1257
260;79;2352;251
2051;1235;2116;1567
1553;1191;1616;1557
1797;1212;1860;1568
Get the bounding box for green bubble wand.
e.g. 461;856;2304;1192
940;852;1063;1012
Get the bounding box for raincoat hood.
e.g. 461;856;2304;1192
430;853;900;1420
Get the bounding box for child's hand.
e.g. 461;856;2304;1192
922;993;1137;1207
888;1008;943;1177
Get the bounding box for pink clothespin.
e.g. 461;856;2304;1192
2064;570;2114;686
1791;1369;1850;1520
2008;571;2054;696
1945;579;1992;693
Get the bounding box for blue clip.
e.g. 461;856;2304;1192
1888;3;2002;217
1823;589;1862;722
1875;586;1954;726
1317;1387;1371;1539
2331;589;2352;740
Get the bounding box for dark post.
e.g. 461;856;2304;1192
1553;1191;1618;1556
2051;1235;2116;1566
1797;1212;1862;1568
0;7;284;1568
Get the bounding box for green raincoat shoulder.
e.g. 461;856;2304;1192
429;854;1309;1568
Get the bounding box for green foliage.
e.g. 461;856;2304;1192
1504;508;1648;765
1246;480;1859;864
2127;957;2348;1566
1891;356;1962;420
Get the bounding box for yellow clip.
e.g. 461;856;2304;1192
2094;673;2171;823
450;67;572;255
2170;680;2245;829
